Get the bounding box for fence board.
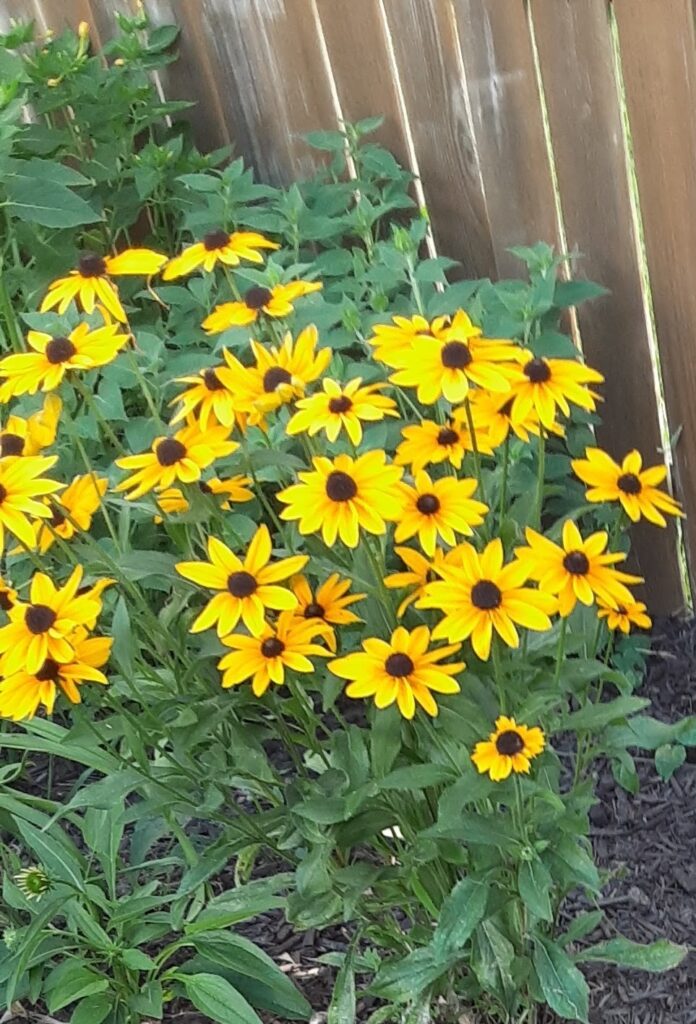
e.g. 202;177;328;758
381;0;496;277
612;0;696;598
314;0;411;171
532;0;683;611
454;0;559;277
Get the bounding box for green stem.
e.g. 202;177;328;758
405;254;425;315
491;637;506;714
535;430;546;530
362;533;396;630
463;397;487;506
127;350;163;427
553;617;568;688
499;434;510;527
72;376;124;453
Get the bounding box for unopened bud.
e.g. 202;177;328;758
78;20;89;39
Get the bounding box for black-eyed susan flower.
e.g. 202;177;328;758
218;326;331;425
0;455;63;550
169;364;242;431
395;417;492;474
515;520;641;617
597;599;651;634
291;573;365;650
0;396;62;457
162;230;279;280
507;354;603;431
0;577;17;613
394;471;488;557
154;476;254;522
0;323;129;400
278;450;404;548
571;447;683;526
383;311;523;404
286;378;398;446
329;625;464;719
462;390;559;449
472;716;545;781
0;566;103;676
419;538;556;661
32;473;108;553
202;280;322;332
115;421;238;500
14;866;53;900
218;611;331;696
368;314;433;363
176;525;308;637
0;629;112;721
384;546;454;617
40;248;167;323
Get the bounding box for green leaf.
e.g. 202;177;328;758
370;706;402;778
71;994;112;1024
654;743;686;781
179;973;262;1024
554;279;609;307
577;937;687;973
533;937;589;1022
120;948;157;972
380;763;454;791
550;835;600;891
111;595;134;676
559;910;604;946
328;949;356;1024
14;818;85;892
45;960;109;1013
433;878;488;955
518;858;553;922
371;947;457;1002
6;176;99;227
186;875;291;934
562;696;649;731
193;932;310;1020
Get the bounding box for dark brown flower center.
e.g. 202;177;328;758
156;438;186;467
304;602;325;618
385;652;415;677
199;481;213;494
227;571;257;598
0;589;13;611
50;507;66;528
203;367;225;391
499;398;514;418
244;286;273;310
325;470;358;502
46;336;76;365
328;395;353;414
440;341;472;370
416;493;440;516
0;484;7;505
261;636;284;658
0;433;24;456
496;730;525;756
263;366;292;393
35;657;61;683
563;550;590;575
78;252;107;277
203;229;229;251
25;604;57;635
437;427;459;447
524;358;551;384
617;472;641;495
471;580;502;610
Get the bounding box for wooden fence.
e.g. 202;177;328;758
1;0;696;614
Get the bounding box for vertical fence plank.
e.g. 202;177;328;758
531;0;683;611
380;0;496;276
611;0;696;600
453;0;559;277
314;0;411;170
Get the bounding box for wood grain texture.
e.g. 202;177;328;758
454;0;559;277
613;0;696;600
532;0;683;611
315;0;411;169
381;0;496;276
